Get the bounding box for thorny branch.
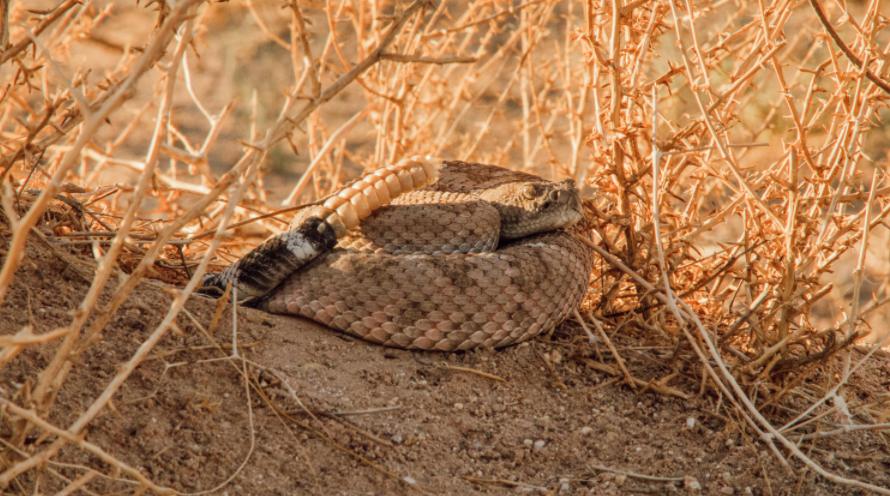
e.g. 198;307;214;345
808;0;890;94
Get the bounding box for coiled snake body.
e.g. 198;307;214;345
202;160;592;351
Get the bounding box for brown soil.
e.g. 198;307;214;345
2;233;889;495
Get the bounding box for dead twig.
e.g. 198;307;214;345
807;0;890;94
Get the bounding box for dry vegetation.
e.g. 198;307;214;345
0;0;889;493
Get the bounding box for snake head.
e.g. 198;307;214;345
479;178;583;239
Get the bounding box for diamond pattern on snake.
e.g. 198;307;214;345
201;159;593;351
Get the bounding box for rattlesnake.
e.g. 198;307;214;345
201;159;593;351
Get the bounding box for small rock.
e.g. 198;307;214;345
558;478;571;493
402;475;416;485
684;476;701;492
391;433;404;445
580;426;594;435
533;439;546;451
686;417;696;429
719;487;734;495
454;402;464;410
523;438;534;447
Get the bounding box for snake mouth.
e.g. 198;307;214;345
501;204;584;239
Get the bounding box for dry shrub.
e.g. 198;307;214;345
0;0;888;492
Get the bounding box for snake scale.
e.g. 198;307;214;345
201;159;593;351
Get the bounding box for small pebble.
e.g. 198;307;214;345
402;476;416;485
684;475;701;492
523;438;534;447
580;426;593;435
686;417;696;429
391;433;404;444
533;439;546;451
454;402;464;410
719;487;734;495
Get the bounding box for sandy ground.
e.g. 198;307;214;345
1;219;889;495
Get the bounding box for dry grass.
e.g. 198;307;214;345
0;0;889;492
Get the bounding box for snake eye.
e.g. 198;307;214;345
548;190;561;202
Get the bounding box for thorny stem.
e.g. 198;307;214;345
808;0;890;94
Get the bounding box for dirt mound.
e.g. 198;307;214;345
2;235;889;495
